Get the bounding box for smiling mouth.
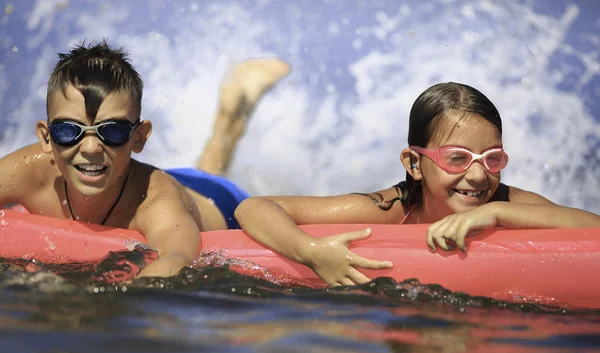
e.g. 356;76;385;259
453;189;484;198
75;164;107;177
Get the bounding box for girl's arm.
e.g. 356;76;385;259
234;190;402;286
427;186;600;251
494;186;600;228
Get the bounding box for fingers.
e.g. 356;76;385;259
347;267;371;285
321;264;385;287
427;219;445;250
426;229;436;251
338;278;355;286
341;228;372;245
427;226;450;251
455;225;469;252
427;218;454;252
353;254;393;270
435;235;450;251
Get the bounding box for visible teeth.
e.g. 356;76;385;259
78;164;104;171
455;190;483;197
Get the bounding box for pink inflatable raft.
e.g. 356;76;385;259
1;208;599;309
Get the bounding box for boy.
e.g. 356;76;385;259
0;41;289;277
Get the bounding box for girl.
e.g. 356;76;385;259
234;82;600;287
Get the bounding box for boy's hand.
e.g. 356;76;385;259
302;228;393;286
426;203;499;252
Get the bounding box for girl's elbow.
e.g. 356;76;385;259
235;197;267;219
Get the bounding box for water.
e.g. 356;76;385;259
2;1;600;351
2;253;600;353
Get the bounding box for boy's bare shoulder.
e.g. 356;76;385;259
1;143;58;173
129;162;201;231
0;144;61;203
130;162;195;211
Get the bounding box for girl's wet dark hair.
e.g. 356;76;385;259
401;82;503;209
46;40;143;120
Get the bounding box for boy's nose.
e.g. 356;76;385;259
79;133;103;153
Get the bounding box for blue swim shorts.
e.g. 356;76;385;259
166;168;249;229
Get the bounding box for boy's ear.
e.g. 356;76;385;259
35;121;53;153
400;148;423;181
132;120;152;154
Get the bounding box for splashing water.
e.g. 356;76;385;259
0;0;598;213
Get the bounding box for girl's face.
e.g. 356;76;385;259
417;113;503;220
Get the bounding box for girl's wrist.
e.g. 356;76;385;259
486;201;507;226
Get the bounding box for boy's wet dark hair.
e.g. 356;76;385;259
46;40;143;119
402;82;503;209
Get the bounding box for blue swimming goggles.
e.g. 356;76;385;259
49;119;141;147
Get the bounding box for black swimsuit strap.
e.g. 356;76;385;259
489;183;510;202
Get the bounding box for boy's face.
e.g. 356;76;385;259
38;85;151;197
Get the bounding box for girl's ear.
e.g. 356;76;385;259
35;121;53;153
132;120;152;154
400;148;423;181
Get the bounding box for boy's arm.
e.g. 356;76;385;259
134;195;201;278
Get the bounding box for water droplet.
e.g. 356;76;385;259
62;199;67;206
520;76;533;88
4;4;13;15
11;46;18;52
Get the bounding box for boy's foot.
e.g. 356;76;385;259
198;58;290;175
216;58;291;136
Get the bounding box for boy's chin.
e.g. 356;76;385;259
71;183;107;197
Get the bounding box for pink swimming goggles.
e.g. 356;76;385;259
410;145;509;174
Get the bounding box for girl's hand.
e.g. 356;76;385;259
426;203;499;252
304;228;393;286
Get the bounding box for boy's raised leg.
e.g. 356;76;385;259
197;58;290;176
